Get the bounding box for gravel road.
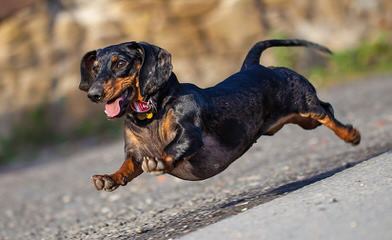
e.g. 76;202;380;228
0;76;391;240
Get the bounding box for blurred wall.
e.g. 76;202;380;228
0;0;391;136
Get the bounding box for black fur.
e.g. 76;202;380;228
81;39;361;185
136;42;173;98
80;50;97;91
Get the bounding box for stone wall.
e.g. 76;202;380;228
0;0;391;136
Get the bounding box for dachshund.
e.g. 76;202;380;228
79;39;361;192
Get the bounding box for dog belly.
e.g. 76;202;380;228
170;134;248;180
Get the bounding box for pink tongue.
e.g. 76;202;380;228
105;97;122;118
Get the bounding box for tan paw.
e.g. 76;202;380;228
347;126;361;145
91;175;119;192
141;156;170;175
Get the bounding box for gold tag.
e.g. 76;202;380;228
146;112;154;119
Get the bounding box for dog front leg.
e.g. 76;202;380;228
92;156;143;192
142;122;203;175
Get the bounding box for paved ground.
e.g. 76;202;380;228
0;76;391;240
181;151;392;240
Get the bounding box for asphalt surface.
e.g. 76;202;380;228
181;151;392;240
0;76;391;240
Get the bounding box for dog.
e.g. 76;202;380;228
79;39;361;192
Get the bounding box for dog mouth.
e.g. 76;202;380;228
103;88;154;119
104;89;131;119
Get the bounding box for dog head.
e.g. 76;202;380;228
79;42;172;119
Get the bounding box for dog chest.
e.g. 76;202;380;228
123;117;176;159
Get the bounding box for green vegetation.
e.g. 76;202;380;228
0;106;121;165
273;35;392;88
0;106;52;164
1;35;392;166
73;117;121;139
309;36;392;87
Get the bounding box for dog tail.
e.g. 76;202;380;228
241;39;332;71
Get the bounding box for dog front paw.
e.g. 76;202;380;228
91;175;120;192
141;156;173;175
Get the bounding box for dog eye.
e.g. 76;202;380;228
116;60;128;69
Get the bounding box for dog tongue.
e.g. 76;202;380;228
105;97;122;118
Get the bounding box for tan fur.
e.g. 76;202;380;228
102;63;142;102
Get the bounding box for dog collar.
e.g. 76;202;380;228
135;111;154;121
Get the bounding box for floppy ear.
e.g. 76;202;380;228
79;50;97;91
134;42;173;98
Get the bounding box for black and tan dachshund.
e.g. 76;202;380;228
79;39;361;191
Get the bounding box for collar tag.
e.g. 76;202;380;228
135;112;154;121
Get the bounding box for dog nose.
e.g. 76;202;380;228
87;87;103;102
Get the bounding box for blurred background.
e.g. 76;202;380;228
0;0;391;165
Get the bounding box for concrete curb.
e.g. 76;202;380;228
180;151;392;240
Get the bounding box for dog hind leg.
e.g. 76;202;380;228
299;102;361;145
